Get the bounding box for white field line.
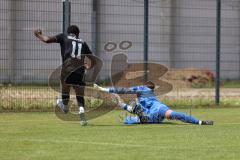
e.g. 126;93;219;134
0;138;159;149
0;138;240;150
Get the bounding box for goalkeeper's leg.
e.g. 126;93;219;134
165;110;213;125
168;111;199;124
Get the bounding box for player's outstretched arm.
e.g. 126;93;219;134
33;29;56;43
93;84;134;112
93;84;135;94
93;84;110;92
94;84;140;94
110;94;134;113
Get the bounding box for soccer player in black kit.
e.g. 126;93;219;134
34;25;94;126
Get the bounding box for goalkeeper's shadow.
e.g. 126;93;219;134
86;124;126;127
87;122;191;127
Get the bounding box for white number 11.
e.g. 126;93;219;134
71;41;82;58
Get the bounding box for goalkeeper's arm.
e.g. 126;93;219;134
111;94;134;113
93;84;139;94
93;84;110;92
94;84;134;112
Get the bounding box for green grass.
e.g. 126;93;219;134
0;109;240;160
161;98;240;108
222;80;240;88
1;84;240;111
1;85;240;111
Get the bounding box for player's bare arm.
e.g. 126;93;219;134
84;56;95;69
87;56;97;69
33;29;56;43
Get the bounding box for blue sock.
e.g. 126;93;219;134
170;111;199;124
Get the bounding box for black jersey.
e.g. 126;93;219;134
54;33;92;84
55;33;92;62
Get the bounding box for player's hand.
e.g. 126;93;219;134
34;29;42;36
84;61;92;69
84;57;92;69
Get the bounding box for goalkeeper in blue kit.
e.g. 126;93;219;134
94;81;213;125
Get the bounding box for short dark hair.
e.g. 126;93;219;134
145;80;155;90
67;25;80;37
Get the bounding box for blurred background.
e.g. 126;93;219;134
0;0;240;111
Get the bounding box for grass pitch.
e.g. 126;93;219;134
0;108;240;160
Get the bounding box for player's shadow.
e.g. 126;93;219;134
158;121;190;125
86;124;125;127
86;121;190;127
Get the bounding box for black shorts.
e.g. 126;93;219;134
61;58;86;86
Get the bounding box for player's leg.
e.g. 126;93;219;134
73;84;87;126
165;110;213;125
57;79;70;113
166;110;199;124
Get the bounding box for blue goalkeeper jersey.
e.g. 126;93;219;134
109;86;170;124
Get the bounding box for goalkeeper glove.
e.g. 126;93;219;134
93;84;109;92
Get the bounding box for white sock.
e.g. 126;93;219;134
199;120;202;125
79;106;85;114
